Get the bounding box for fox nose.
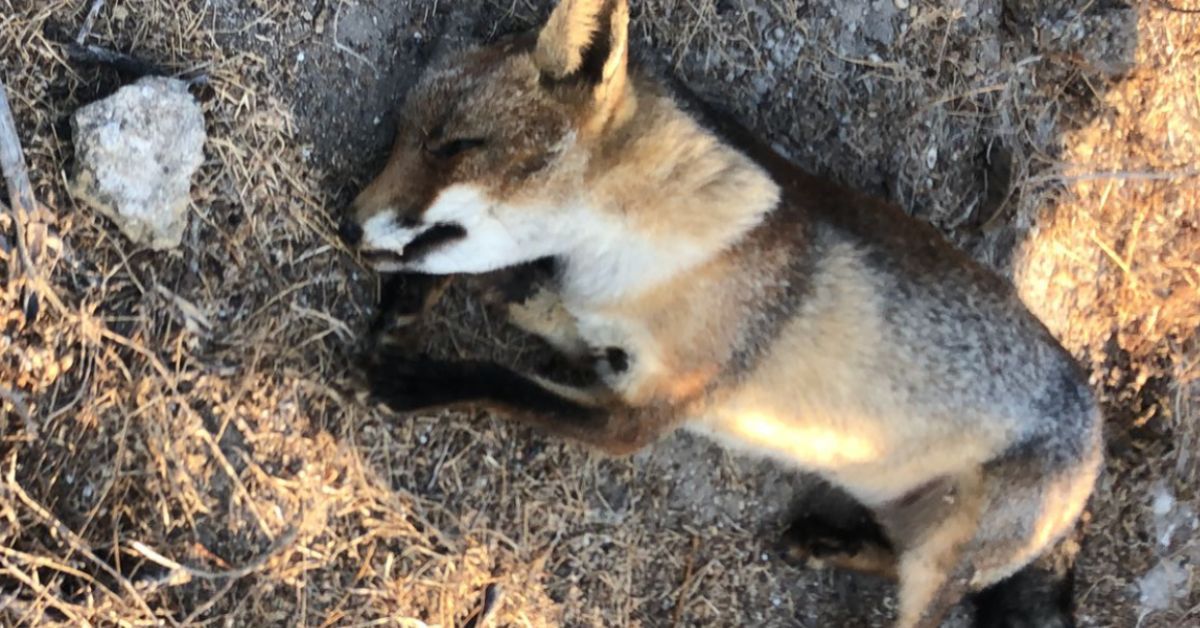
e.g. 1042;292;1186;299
339;218;363;246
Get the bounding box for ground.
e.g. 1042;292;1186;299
0;0;1197;627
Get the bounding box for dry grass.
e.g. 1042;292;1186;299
1014;5;1200;626
0;0;1196;626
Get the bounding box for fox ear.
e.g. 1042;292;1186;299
534;0;630;95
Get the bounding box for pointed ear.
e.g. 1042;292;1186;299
534;0;630;91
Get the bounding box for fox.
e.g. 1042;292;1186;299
339;1;1103;626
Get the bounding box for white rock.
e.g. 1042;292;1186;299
925;145;939;169
70;77;206;250
1138;558;1190;612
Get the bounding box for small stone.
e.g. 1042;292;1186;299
70;77;206;250
894;0;910;9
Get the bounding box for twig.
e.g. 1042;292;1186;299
0;386;37;437
64;42;211;87
193;428;278;541
129;526;299;583
0;545;89;581
1027;168;1200;185
4;459;163;624
181;578;238;625
1156;0;1200;14
673;535;700;627
0;75;35;276
76;0;106;44
0;555;95;627
1090;232;1138;285
462;583;502;628
0;78;69;348
332;1;379;74
65;43;169;79
922;83;1007;113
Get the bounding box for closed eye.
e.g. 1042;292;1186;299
425;138;487;160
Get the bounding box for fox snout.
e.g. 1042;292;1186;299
340;194;420;265
341;202;468;272
342;178;548;276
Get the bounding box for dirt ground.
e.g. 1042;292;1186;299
1;0;1197;626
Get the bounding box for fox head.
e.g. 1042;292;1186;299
345;0;635;275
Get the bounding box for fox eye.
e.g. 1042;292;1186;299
425;138;486;160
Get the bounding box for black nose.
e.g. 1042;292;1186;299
339;218;363;246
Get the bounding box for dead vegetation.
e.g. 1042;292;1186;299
0;0;1196;626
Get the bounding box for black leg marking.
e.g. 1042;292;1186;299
784;511;892;556
363;351;678;455
367;354;600;423
604;347;630;374
780;500;896;579
972;563;1077;628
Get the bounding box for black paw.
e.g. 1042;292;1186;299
363;353;499;414
780;515;868;566
973;564;1077;628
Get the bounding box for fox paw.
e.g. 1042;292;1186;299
362;352;503;414
780;514;897;579
780;515;867;568
362;354;448;412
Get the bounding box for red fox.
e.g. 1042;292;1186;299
341;1;1103;626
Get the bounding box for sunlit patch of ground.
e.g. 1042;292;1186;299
1016;6;1199;624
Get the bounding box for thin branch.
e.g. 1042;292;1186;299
0;386;37;437
129;526;299;583
333;1;379;74
64;43;210;86
1156;0;1200;15
180;578;237;625
76;0;106;44
1027;168;1200;186
4;460;165;625
0;75;34;275
462;583;502;628
0;556;95;627
65;43;168;79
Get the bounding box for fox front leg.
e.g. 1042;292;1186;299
365;355;675;455
466;258;592;361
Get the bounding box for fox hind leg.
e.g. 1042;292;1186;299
873;474;985;628
963;436;1099;628
971;558;1077;628
880;431;1099;628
